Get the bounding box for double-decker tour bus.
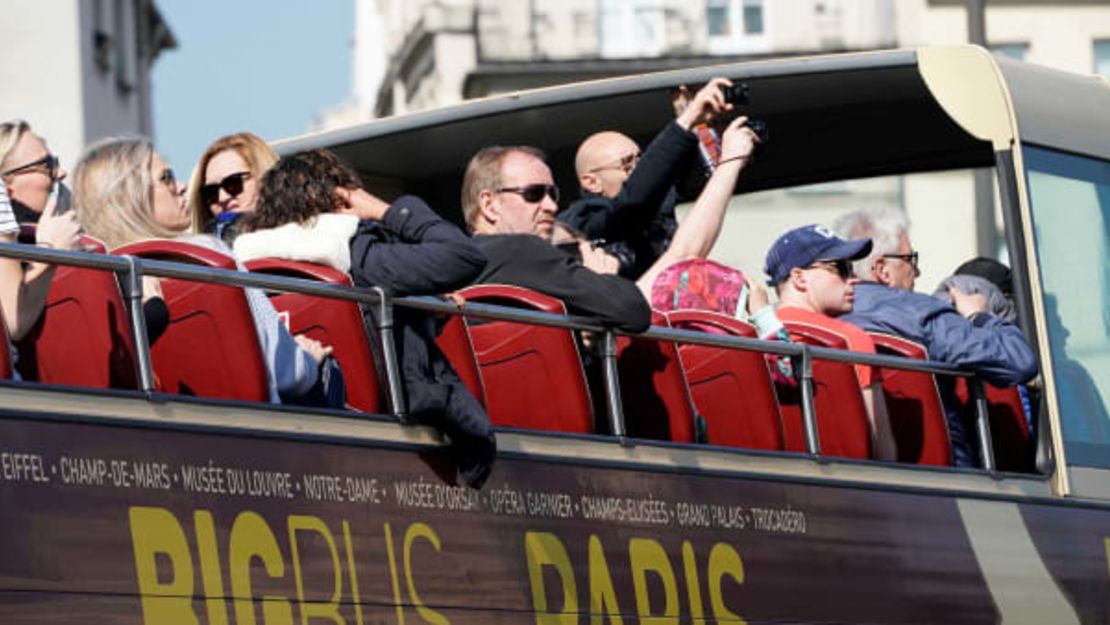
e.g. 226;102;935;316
1;45;1108;624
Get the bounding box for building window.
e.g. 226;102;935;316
706;0;768;54
990;42;1028;61
599;0;665;58
1095;40;1110;77
707;0;730;36
743;0;764;35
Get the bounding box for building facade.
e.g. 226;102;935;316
0;0;175;168
323;0;1110;291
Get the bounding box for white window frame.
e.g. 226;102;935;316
706;0;769;55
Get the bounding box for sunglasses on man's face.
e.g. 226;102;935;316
495;183;560;204
2;154;60;179
200;171;250;206
808;258;854;281
589;151;641;175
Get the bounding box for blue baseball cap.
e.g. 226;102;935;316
764;224;872;286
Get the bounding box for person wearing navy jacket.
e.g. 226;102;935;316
236;149;495;488
834;208;1038;467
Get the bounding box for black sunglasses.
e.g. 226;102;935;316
882;251;920;271
200;171;250;206
2;154;59;179
589;151;641;174
808;258;854;281
157;167;177;188
495;184;559;204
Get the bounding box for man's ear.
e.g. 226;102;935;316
873;257;891;286
477;189;499;225
788;267;807;293
579;172;602;194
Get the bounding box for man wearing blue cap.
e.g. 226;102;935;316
764;224;897;461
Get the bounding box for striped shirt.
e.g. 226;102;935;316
0;181;18;235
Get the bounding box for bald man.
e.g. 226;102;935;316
557;77;734;279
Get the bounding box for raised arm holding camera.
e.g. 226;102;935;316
558;78;744;280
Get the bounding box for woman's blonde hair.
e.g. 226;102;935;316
74;137;182;250
0;120;31;174
187;132;279;233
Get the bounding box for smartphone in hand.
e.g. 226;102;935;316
53;181;72;215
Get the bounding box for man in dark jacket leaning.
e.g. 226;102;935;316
833;208;1039;468
557;77;736;279
461;145;651;333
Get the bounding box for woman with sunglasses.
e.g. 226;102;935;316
233;149;495;488
0;120;82;341
74;137;333;405
187;132;278;245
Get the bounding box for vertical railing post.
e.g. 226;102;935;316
601;330;627;443
120;255;156;395
970;377;996;471
371;286;407;422
799;345;821;456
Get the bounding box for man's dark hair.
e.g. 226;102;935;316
249;149;362;231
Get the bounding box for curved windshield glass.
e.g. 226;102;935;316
1025;146;1110;468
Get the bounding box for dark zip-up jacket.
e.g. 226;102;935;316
350;196;495;488
557;121;698;279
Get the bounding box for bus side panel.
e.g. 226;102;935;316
0;414;1102;623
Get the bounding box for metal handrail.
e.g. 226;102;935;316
0;241;996;468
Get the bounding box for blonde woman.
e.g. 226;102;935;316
0;120;81;340
187;132;278;244
74;136;331;404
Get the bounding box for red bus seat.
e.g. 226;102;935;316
666;309;784;451
955;378;1032;472
0;311;11;380
15;229;138;389
868;333;951;466
435;314;487;409
114;240;268;402
245;258;380;413
454;284;592;433
616;311;699;443
780;321;872;459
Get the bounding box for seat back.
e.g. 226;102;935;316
245;258;380;412
15;229;138;389
114;240;269;401
955;378;1032;472
0;314;11;380
455;284;592;433
667;309;784;451
616;311;699;443
869;333;951;466
780;321;872;459
435;314;487;408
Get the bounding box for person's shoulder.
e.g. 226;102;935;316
777;305;876;353
474;233;554;255
558;194;612;222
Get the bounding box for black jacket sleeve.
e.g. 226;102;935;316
559;121;696;240
349;195;487;296
476;235;652;333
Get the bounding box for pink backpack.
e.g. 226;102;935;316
651;258;748;316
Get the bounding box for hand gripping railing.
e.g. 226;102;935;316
0;241;996;470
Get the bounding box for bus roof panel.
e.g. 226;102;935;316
999;57;1110;160
276;48;996;207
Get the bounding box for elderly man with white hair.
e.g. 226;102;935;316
833;207;1038;467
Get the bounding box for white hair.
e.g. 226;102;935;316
832;208;910;280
